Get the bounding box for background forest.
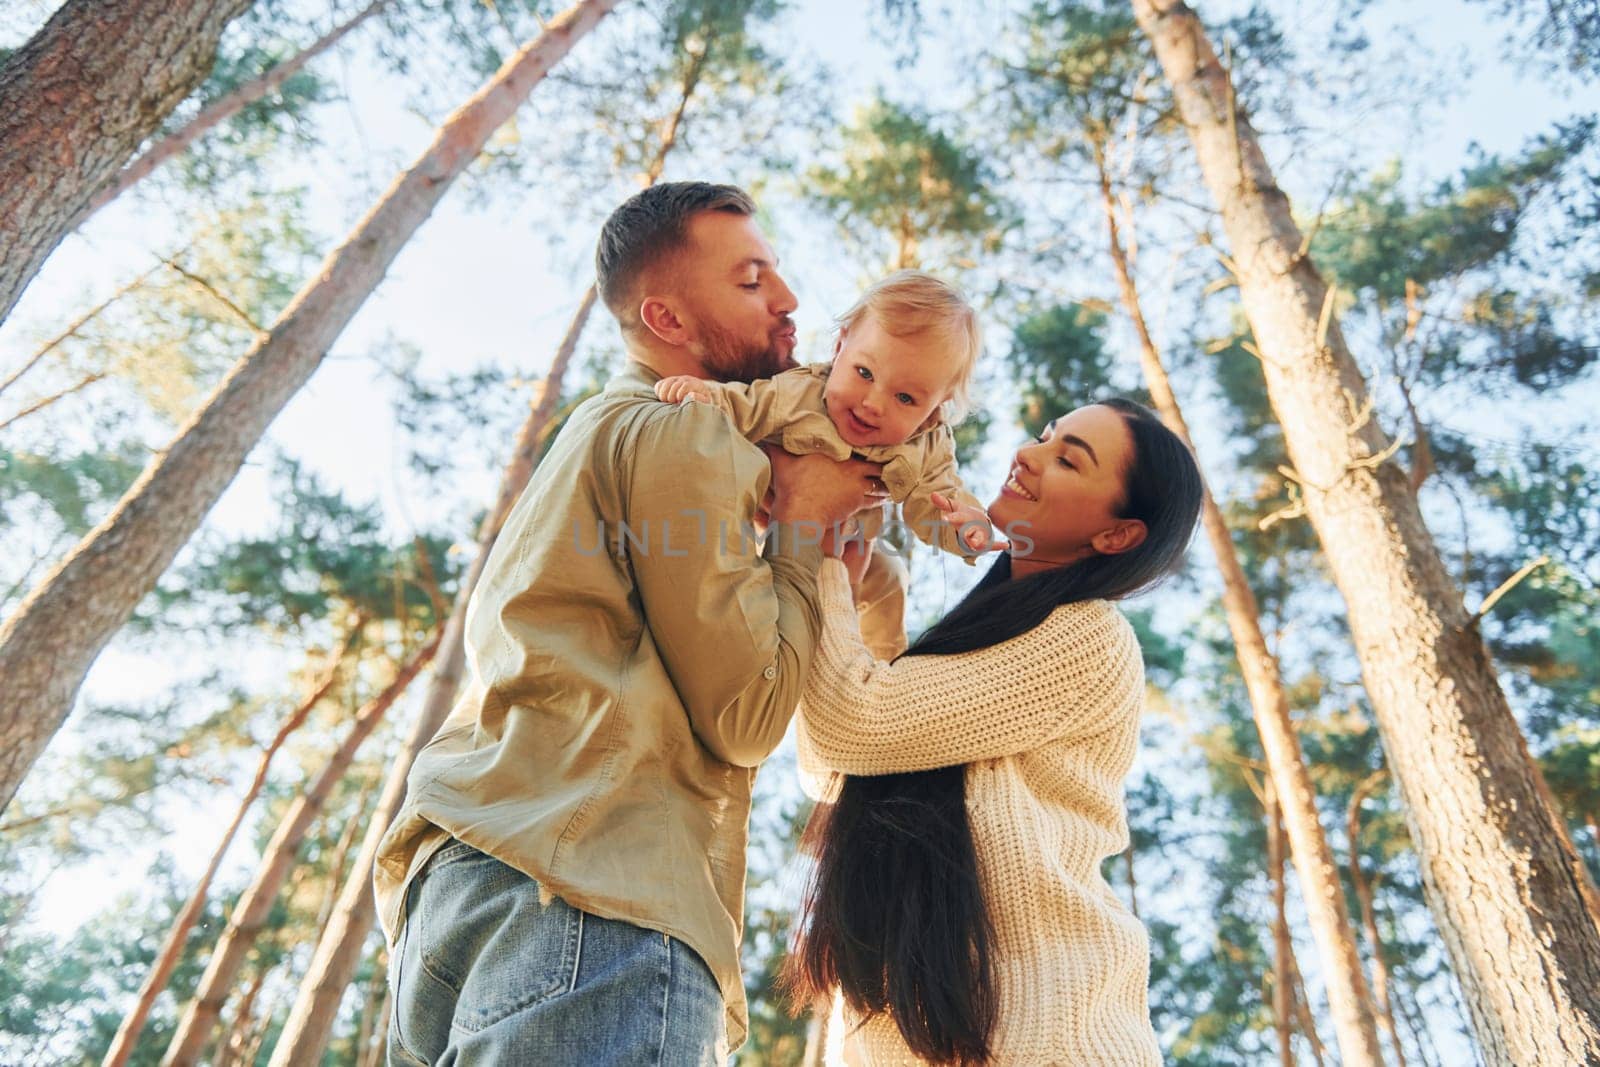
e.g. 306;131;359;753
0;0;1596;1064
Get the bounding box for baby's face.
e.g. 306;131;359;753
823;312;961;449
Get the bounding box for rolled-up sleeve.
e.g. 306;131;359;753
626;401;824;767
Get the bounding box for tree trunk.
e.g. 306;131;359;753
215;964;266;1067
0;0;254;324
102;639;348;1067
0;0;621;819
354;950;387;1066
160;635;437;1067
1093;144;1385;1067
264;286;599;1066
78;0;390;225
1348;773;1408;1067
313;770;380;946
1130;3;1600;1061
1288;943;1330;1067
1266;785;1295;1067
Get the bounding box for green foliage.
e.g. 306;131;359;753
157;456;458;634
1004;302;1127;436
0;443;144;539
807;96;1014;272
1469;0;1600;80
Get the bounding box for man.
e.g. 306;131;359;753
374;182;887;1065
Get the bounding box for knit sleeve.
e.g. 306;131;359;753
796;559;1143;775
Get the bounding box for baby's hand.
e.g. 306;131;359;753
931;492;1009;555
655;376;712;405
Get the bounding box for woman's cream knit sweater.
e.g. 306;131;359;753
796;559;1161;1067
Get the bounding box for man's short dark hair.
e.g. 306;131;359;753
594;181;757;328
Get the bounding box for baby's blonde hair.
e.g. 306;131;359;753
834;270;982;422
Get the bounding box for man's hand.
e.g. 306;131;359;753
931;491;1009;554
655;375;713;405
765;445;889;529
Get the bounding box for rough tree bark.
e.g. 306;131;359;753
160;636;437;1067
1092;145;1385;1066
264;287;600;1066
1129;2;1600;1062
0;0;254;323
102;639;349;1067
78;0;391;225
0;0;621;819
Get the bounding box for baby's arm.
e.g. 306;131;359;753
651;373;793;442
655;375;717;405
900;429;1003;562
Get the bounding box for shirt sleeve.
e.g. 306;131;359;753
797;560;1143;774
625;400;824;768
690;375;794;443
852;543;909;661
898;427;985;563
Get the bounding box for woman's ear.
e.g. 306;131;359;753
1092;518;1147;557
639;296;688;345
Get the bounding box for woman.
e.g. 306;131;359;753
786;399;1204;1066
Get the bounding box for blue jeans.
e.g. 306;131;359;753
388;839;727;1066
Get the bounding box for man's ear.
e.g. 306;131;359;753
639;295;690;345
1092;518;1147;557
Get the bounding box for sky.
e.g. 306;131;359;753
0;0;1590;1058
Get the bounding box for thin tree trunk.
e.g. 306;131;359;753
1092;143;1385;1067
215;963;265;1067
1393;966;1442;1067
0;0;253;324
0;0;621;820
1130;3;1600;1061
360;980;391;1067
264;285;600;1066
1349;772;1409;1067
78;0;390;225
102;637;350;1067
161;635;437;1067
313;771;380;947
354;950;387;1066
1266;785;1295;1067
1288;944;1330;1067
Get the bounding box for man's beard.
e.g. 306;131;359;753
694;316;797;384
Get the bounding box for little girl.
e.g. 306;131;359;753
655;270;1001;560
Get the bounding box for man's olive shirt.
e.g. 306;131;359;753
374;361;826;1050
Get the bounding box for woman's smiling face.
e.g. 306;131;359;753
988;405;1146;569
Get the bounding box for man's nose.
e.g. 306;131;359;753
768;271;798;316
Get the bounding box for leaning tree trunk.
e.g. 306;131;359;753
102;640;348;1067
265;288;599;1066
1092;146;1385;1067
0;0;622;819
160;635;437;1067
1266;785;1295;1067
1129;2;1600;1061
0;0;254;324
78;0;391;225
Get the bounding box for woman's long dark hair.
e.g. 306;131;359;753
783;399;1203;1064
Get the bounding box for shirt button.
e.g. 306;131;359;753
763;665;777;680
